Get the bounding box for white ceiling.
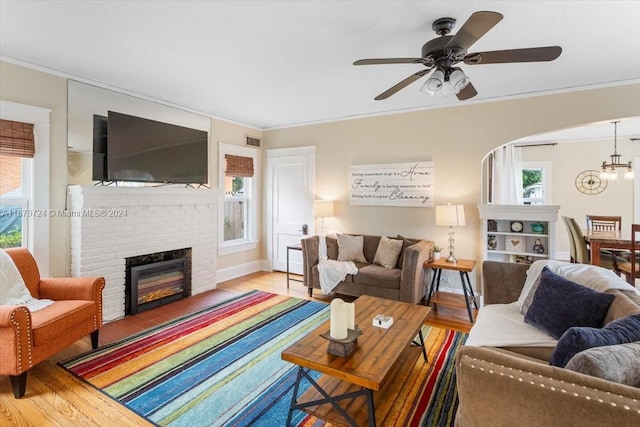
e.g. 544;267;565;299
1;1;639;131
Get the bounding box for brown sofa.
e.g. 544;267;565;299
455;261;640;426
0;248;105;398
301;234;433;303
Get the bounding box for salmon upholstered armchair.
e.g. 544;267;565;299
0;248;105;398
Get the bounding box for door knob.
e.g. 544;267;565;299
300;224;308;235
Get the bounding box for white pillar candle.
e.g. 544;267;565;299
330;298;348;339
345;302;355;330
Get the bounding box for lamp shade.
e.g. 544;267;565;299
313;200;335;218
435;204;466;227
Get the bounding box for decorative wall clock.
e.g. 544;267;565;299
575;170;607;195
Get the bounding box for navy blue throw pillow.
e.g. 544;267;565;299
550;314;640;367
523;267;615;340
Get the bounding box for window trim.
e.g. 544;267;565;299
0;101;50;275
218;142;258;255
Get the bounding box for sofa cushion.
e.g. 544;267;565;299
326;237;339;260
564;341;640;387
30;300;97;346
362;235;382;263
524;267;614;339
396;235;418;269
337;234;366;263
550;313;640;367
520;274;542;315
465;302;558;348
352;264;401;289
373;236;403;269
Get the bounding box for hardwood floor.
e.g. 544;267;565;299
0;271;473;426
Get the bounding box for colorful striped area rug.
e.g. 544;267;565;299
60;291;467;426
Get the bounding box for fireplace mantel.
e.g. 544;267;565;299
68;185;217;321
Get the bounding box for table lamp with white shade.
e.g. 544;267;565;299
435;204;466;263
314;200;335;234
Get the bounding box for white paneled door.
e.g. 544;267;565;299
267;147;315;274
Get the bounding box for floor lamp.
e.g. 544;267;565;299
313;200;334;234
435;204;466;263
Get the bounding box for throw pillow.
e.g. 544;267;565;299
396;235;418;269
337;234;367;263
564;342;640;387
373;236;403;269
516;260;635;311
523;267;615;339
550;313;640;367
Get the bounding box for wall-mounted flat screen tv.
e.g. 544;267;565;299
106;111;208;184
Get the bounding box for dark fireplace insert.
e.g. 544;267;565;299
125;248;192;315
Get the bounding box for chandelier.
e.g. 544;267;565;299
600;121;634;180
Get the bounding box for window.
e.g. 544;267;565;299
218;143;258;254
0;119;35;248
520;161;551;205
0;156;32;248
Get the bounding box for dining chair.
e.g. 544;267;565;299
617;224;639;286
567;217;617;270
586;214;632;274
585;215;622;231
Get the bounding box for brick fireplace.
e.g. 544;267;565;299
68;186;217;321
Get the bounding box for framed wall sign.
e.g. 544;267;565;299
349;161;433;207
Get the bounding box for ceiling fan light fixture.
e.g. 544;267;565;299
450;69;470;93
420;69;444;95
442;79;455;97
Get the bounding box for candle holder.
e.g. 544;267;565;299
320;326;363;357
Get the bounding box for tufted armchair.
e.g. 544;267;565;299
0;248;104;398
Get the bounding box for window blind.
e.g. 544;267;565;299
0;119;35;158
225;154;254;177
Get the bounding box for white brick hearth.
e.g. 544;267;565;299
68;186;217;322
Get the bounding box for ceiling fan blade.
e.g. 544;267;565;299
374;69;431;100
456;82;478;101
464;46;562;64
446;11;503;52
354;58;424;65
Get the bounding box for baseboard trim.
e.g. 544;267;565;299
215;259;269;284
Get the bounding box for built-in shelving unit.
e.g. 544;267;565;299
478;204;560;266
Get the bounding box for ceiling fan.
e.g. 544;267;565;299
354;11;562;101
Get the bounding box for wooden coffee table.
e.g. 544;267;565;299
281;295;430;426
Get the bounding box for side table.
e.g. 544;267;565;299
286;244;303;289
424;258;478;323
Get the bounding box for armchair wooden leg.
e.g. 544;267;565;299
10;372;27;398
90;330;99;349
308;288;313;297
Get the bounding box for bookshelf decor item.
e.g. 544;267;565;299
506;235;525;253
510;220;523;232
